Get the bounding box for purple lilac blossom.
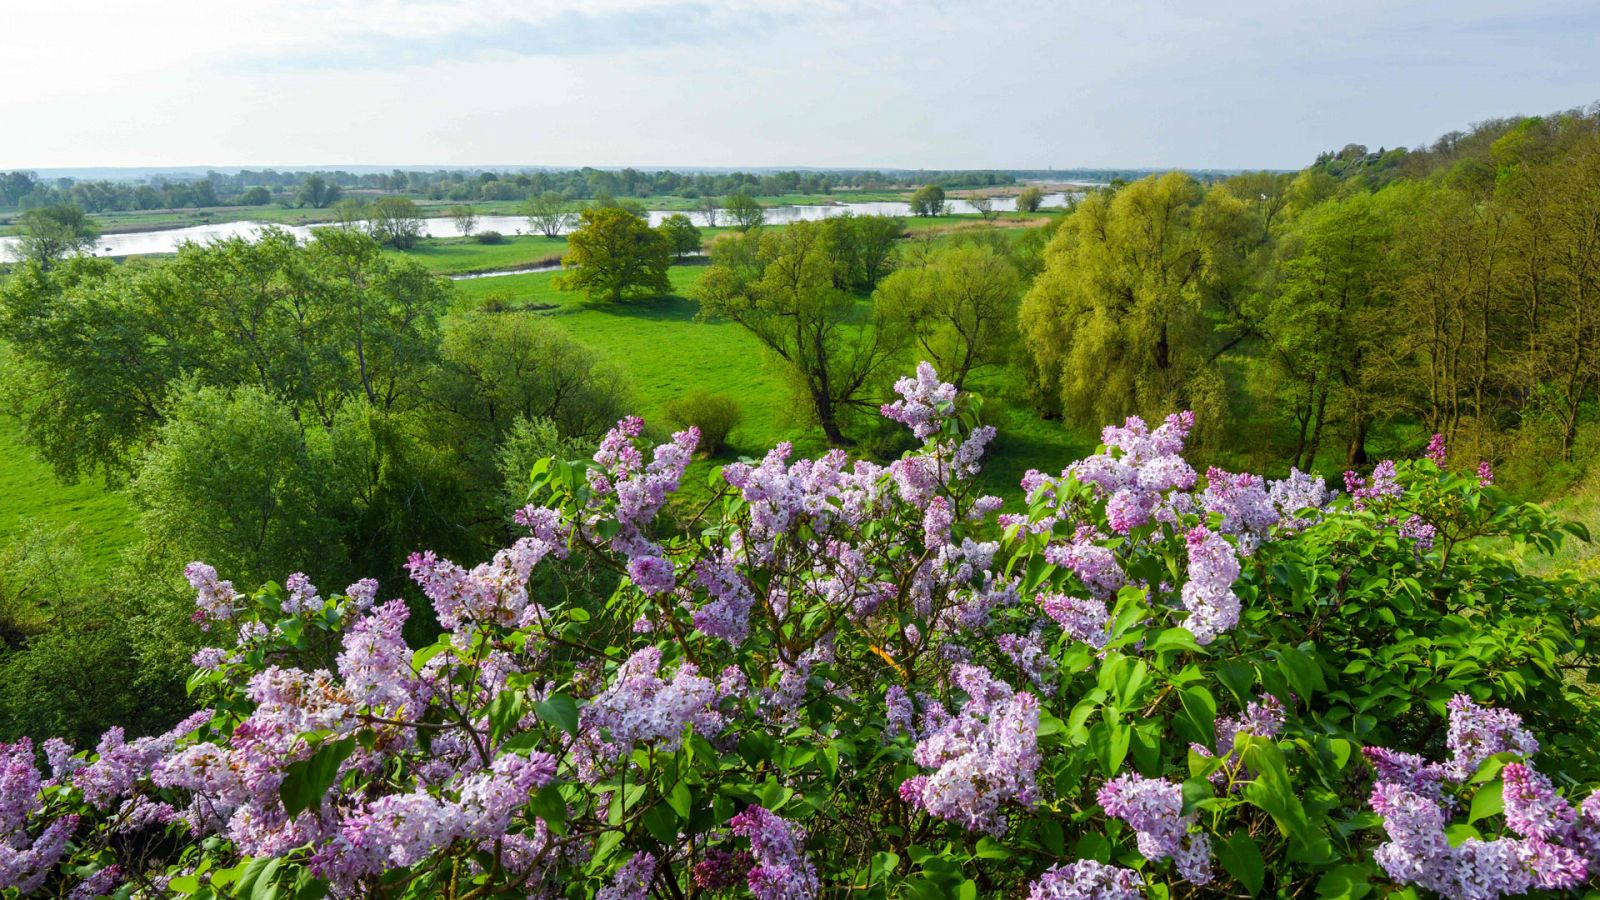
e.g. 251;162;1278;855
1444;695;1538;781
1097;773;1213;884
905;665;1041;833
1265;468;1330;531
1039;593;1111;649
880;361;957;440
584;647;723;751
1180;526;1241;645
1027;859;1144;899
597;851;656;900
729;805;820;900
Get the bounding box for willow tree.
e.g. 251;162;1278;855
1019;173;1260;440
875;244;1018;390
692;220;901;444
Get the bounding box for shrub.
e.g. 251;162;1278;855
2;363;1599;899
664;389;742;455
474;229;506;244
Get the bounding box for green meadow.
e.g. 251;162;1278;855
0;213;1094;567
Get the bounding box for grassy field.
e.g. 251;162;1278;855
0;216;1093;573
0;415;137;579
389;234;571;274
449;263;1096;501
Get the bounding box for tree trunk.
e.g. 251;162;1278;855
1346;415;1370;468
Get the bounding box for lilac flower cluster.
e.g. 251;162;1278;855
1069;412;1197;534
405;525;565;631
597;851;656;900
1365;697;1599;898
729;805;820;900
584;647;725;752
880;361;958;440
1038;591;1111;650
693;847;755;891
1344;459;1402;510
281;572;321;614
1265;468;1331;532
901;665;1041;833
1097;772;1213;884
184;561;238;624
1444;695;1539;781
584;417;699;587
1199;468;1279;554
1180;526;1241;645
1027;859;1144;899
1193;695;1286;785
1044;528;1125;598
0;740;80;894
690;552;756;646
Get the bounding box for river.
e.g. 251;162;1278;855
0;191;1083;264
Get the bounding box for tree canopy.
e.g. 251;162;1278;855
556;207;673;303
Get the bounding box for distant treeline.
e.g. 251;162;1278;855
0;167;1021;213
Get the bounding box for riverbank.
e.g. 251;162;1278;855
0;188;920;238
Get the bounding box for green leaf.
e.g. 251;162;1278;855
279;738;355;818
1178;685;1218;748
535;694;580;736
1468;779;1504;823
486;690;525;745
531;784;568;834
974;837;1011;860
667;780;693;819
957;879;978;900
1147;627;1204;655
1315;864;1373;900
1090;714;1131;775
1217;831;1265;896
1275;645;1325;701
234;857;283;900
869;851;900;882
642;804;679;843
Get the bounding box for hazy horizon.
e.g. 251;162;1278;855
4;0;1599;172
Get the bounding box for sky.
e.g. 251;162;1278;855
2;0;1598;171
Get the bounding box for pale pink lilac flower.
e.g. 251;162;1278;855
1027;859;1144;899
1098;773;1213;884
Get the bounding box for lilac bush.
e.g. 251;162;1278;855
1;362;1598;898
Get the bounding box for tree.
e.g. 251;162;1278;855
237;186;272;206
1015;186;1045;213
556;207;673;303
1018;173;1260;440
367;196;424;249
14;205;100;267
1260;191;1394;469
296;174;341;209
821;214;903;291
909;184;946;217
876;245;1019;390
329;197;369;230
692;220;903;443
967;194;999;222
131;384;349;587
0;228;447;482
450;204;478;238
656;213;702;259
699;195;721;227
524;191;574;238
724;191;765;232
